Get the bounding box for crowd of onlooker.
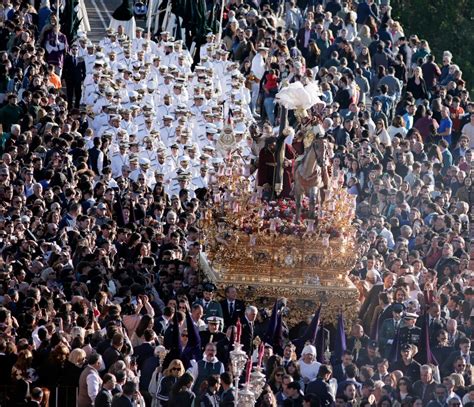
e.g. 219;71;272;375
0;0;472;406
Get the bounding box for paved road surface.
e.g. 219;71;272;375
83;0;148;42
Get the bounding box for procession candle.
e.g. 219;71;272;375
245;358;252;384
257;342;264;368
236;318;242;343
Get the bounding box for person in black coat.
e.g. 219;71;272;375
94;373;116;407
111;381;137;407
219;286;245;329
240;306;257;356
168;372;195;407
391;344;421;383
441;337;474;377
418;303;446;345
305;365;334;406
62;44;86;108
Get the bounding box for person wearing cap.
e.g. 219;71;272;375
392;344;422;383
194;283;223;322
158;115;175;147
191;165;210;191
129;157;153;186
199;316;225;351
356;340;380;368
378;302;405;358
139;137;159;171
398;312;422;348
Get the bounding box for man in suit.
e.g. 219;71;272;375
111;381;137;407
219;372;236;407
337;363;362;394
154;306;174;336
333;351;354;383
446;318;466;348
420;303;446;345
94;373;116;407
413;365;437;406
442;337;474;377
62;43;86;108
133;329;155;371
359;272;396;333
241;305;257;356
26;387;43;407
219;285;245;329
194;282;223;322
296;19;317;58
378;303;404;357
103;332;125;370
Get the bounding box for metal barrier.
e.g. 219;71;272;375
0;385;79;407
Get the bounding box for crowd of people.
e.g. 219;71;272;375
0;0;472;406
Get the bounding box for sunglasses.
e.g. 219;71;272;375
171;367;180;371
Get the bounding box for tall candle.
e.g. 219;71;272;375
245;358;252;384
236;318;242;343
257;342;264;368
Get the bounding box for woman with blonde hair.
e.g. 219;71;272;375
388;20;404;44
60;348;86;406
406;67;429;103
358;25;372;47
155;359;185;406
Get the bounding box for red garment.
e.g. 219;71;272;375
425;248;442;269
257;147;276;187
449;106;465;132
257;145;296;197
264;73;278;92
281;144;296;198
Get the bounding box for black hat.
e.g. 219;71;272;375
203;283;216;292
392;303;404;313
368;340;378;349
400;343;412;352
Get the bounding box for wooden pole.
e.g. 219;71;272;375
217;0;225;43
147;0;154;37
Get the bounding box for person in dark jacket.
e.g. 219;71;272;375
94;373;116;407
155;359;185;407
111;381;137;407
199;375;220;407
305;365;334;406
168;372;195;407
62;44;86;108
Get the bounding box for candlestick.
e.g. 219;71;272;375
257;342;264;368
236;318;242;343
245;358;252;384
